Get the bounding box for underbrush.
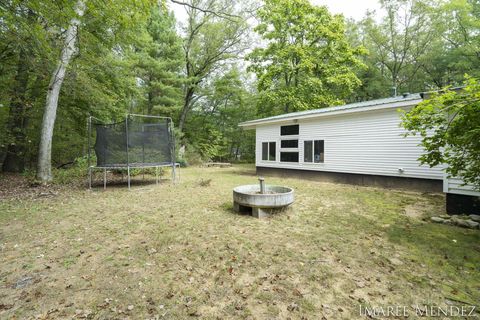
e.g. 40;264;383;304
53;159;170;186
52;156;90;185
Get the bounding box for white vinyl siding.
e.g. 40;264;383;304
443;177;480;196
255;106;445;180
257;126;279;163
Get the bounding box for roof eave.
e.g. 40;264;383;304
238;98;422;129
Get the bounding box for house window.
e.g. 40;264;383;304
280;124;299;136
262;142;268;161
281;139;298;148
314;140;324;163
280;152;299;162
262;142;276;161
304;141;313;162
269;142;276;161
304;140;324;163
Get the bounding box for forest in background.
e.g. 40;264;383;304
0;0;478;181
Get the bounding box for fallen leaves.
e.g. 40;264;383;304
0;303;13;311
287;302;299;312
227;266;234;275
0;166;476;319
292;288;303;297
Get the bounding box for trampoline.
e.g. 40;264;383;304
87;114;177;189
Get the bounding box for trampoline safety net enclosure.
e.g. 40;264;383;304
88;114;177;189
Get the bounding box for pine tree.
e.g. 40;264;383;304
136;5;184;117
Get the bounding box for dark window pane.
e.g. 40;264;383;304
314;140;324;163
280;152;299;162
262;142;268;161
269;142;276;161
281;140;298;148
304;141;313;162
280;124;299;136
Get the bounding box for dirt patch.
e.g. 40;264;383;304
404;204;424;218
404;201;436;219
0;173;63;200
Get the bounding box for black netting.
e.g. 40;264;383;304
92;116;174;167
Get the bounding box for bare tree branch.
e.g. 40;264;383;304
170;0;240;22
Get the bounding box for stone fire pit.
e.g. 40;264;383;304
233;178;294;218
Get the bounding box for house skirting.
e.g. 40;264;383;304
256;166;443;193
446;193;480;215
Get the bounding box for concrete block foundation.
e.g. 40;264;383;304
256;166;443;193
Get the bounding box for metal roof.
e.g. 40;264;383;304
239;93;423;127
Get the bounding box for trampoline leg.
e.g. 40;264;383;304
103;168;107;190
172;164;176;184
88;167;92;189
127;166;131;190
156;166;159;185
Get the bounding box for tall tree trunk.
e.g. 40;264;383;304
147;91;153;115
36;0;85;182
147;74;153;115
177;87;194;159
2;47;30;172
178;87;194;133
392;76;398;97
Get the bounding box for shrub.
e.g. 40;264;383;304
52;156;89;185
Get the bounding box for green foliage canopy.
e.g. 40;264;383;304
402;76;480;190
2;0;479;174
134;5;184;117
247;0;365;116
185;67;256;161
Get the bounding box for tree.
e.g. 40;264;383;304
135;4;184;117
421;0;480;87
37;0;86;182
35;0;155;182
0;3;50;172
344;19;390;102
401;76;480;190
247;0;364;116
185;66;256;161
178;0;249;134
359;0;437;96
2;37;31;172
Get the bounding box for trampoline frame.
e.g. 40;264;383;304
87;114;178;190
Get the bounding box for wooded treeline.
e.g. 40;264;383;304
0;0;478;181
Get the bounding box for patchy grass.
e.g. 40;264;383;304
0;165;479;319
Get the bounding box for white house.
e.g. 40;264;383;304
239;93;480;214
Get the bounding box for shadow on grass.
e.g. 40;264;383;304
386;222;480;264
220;201;253;217
229;168;257;177
386;221;480;303
88;177;173;190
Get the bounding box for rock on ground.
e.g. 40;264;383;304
469;214;480;222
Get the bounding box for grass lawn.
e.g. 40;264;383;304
0;164;479;319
